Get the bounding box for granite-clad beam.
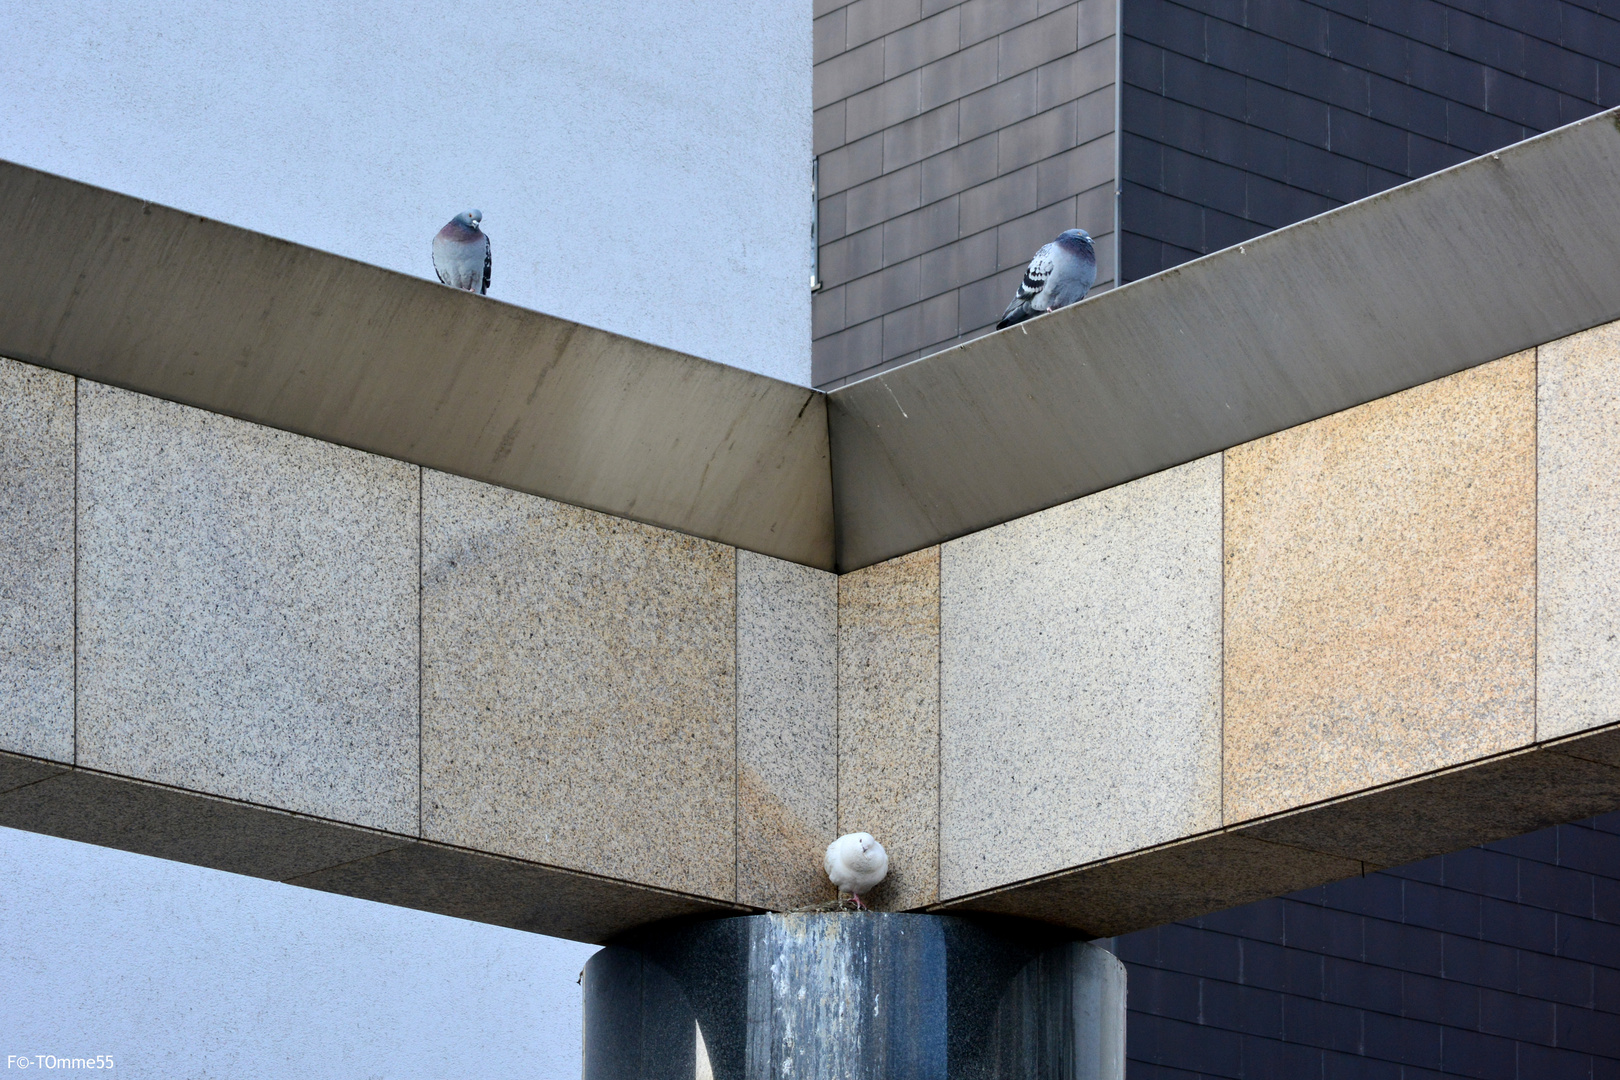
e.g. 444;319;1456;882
939;455;1222;900
1222;353;1537;824
288;840;742;945
935;831;1365;939
736;551;838;910
0;753;406;880
838;546;940;910
421;470;738;900
931;728;1620;936
1239;740;1620;870
1538;322;1620;740
0;357;74;763
0;750;743;944
74;383;422;834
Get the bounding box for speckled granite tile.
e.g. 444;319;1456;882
1539;321;1620;740
939;455;1222;899
1224;353;1537;823
421;470;737;900
838;546;939;910
0;358;74;763
75;383;420;833
736;550;838;910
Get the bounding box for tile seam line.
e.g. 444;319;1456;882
1532;344;1540;746
1220;447;1227;830
935;544;943;908
733;547;740;904
417;465;424;839
72;374;79;767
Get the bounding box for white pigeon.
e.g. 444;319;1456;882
432;210;491;295
997;228;1096;328
824;832;888;909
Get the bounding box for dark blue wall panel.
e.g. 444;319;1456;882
1119;0;1620;280
1115;814;1620;1078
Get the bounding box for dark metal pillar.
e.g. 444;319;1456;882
581;913;1125;1080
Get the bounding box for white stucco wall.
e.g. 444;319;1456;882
0;828;600;1079
0;0;812;384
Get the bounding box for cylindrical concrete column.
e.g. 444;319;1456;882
581;913;1125;1080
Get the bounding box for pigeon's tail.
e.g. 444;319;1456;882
997;299;1037;329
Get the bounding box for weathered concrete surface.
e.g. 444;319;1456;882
0;751;742;943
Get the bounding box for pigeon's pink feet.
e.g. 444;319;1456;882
850;893;867;910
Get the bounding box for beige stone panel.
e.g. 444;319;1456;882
939;456;1223;899
0;358;74;763
736;550;838;910
76;384;420;832
422;470;736;899
838;546;939;909
1538;321;1620;739
1224;353;1537;823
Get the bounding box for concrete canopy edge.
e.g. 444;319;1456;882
0;161;834;570
0;751;752;944
828;107;1620;570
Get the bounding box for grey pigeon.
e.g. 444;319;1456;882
997;228;1096;329
432;210;491;295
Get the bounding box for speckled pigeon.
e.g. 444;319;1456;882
997;228;1096;329
432;210;491;295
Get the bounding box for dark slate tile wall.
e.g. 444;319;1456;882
813;0;1120;389
1115;812;1620;1079
1119;0;1620;282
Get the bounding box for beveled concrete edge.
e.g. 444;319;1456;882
927;721;1620;937
0;161;833;570
0;750;756;944
828;107;1620;571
